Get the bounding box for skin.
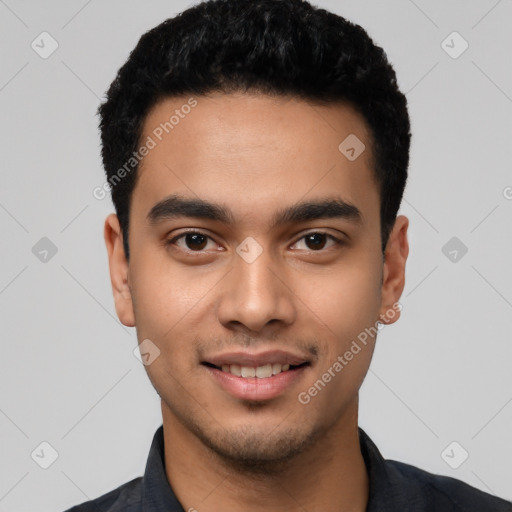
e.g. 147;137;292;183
104;92;409;512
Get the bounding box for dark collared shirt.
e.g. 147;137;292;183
64;425;512;511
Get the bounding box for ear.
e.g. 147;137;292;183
379;215;409;325
104;213;135;327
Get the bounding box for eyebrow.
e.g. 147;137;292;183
146;194;363;229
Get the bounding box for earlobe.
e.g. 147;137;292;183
104;213;136;327
379;215;409;326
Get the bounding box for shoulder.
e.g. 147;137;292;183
387;459;512;511
62;476;143;512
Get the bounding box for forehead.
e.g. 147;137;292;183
131;92;379;228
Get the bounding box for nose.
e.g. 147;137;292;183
216;246;296;334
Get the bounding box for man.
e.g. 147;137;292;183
66;0;512;510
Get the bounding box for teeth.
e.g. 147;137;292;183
219;363;296;378
256;364;273;378
241;366;256;378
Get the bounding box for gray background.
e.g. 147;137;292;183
0;0;511;510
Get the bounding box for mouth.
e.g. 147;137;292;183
200;350;312;401
201;361;310;378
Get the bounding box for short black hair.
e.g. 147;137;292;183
98;0;411;261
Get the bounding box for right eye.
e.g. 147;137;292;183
166;230;221;253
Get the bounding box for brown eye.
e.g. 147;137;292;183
305;233;328;250
167;231;216;252
183;233;208;250
290;232;342;252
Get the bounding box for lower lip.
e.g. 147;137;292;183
204;365;308;401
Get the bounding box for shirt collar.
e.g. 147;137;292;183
141;424;402;511
358;427;407;511
141;425;185;512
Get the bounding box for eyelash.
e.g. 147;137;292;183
165;230;344;254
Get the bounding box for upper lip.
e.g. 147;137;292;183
202;349;310;368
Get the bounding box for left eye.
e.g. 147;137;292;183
290;232;342;251
167;231;342;253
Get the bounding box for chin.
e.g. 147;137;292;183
189;420;325;475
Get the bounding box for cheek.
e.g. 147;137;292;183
130;257;210;343
301;256;382;346
130;267;208;389
297;263;380;416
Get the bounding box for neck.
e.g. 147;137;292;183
161;399;369;512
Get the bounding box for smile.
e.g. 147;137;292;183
202;361;311;401
203;361;309;378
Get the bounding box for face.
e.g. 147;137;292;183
104;92;409;468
